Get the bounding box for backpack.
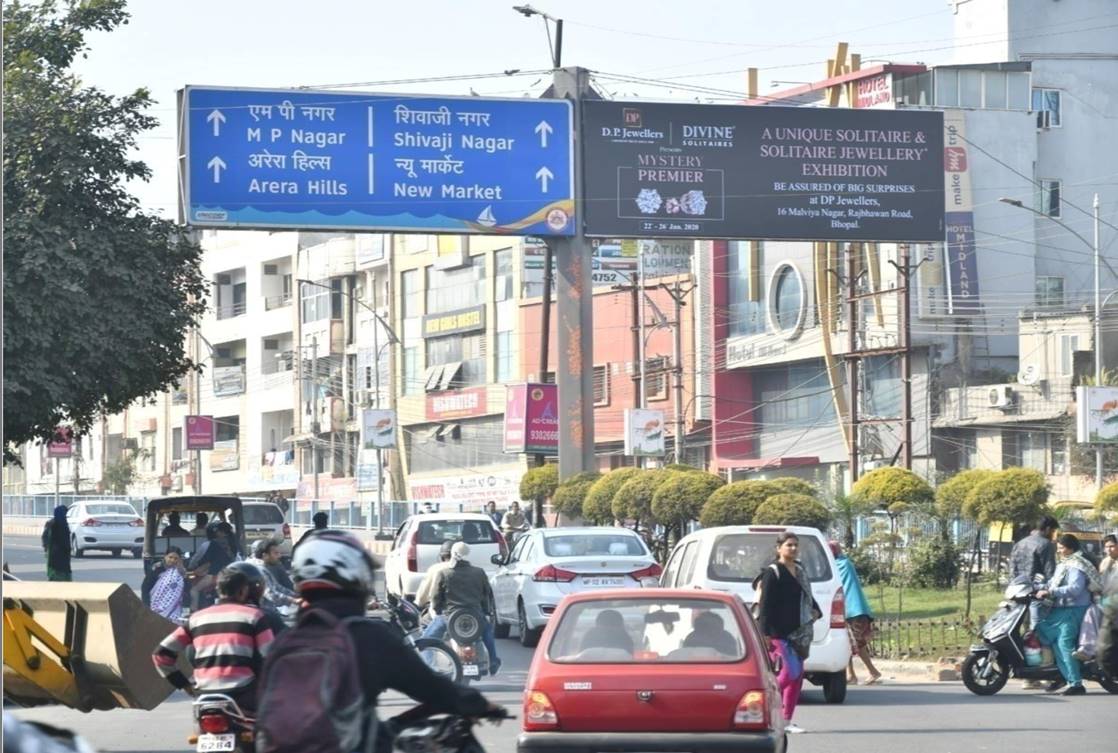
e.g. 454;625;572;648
255;608;374;753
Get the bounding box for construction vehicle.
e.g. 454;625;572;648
3;580;182;712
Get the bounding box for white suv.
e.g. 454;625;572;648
663;524;852;703
384;513;506;600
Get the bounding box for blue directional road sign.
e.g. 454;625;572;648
179;86;574;236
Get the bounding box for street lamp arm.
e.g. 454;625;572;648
296;278;400;344
998;197;1095;251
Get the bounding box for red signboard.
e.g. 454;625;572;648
854;73;893;109
185;415;215;450
504;383;558;455
426;387;488;421
47;426;73;458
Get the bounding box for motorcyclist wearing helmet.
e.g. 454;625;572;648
427;542;501;675
414;539;457;619
280;530;499;728
152;562;275;712
187;520;238;611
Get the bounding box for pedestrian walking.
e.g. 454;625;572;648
753;532;821;734
41;505;72;582
830;541;882;685
1034;533;1104;696
1100;534;1117;595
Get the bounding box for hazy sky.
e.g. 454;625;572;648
74;0;966;216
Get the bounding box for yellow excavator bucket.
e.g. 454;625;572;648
3;581;181;712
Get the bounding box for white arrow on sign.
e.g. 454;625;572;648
207;156;227;183
535;166;554;193
534;120;553;148
206;109;226;137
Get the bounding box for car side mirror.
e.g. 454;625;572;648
491;554;505;566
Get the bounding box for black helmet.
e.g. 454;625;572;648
217;562;265;604
205;520;223;540
439;540;456;561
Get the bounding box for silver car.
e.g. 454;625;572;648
66;500;144;558
240;502;293;560
490;527;661;647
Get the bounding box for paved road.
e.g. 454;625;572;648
4;534;146;589
8;542;1117;753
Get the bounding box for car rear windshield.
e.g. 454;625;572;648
548;598;746;664
708;532;832;584
86;504;137;516
242;505;284;525
544;533;647;558
416;519;499;545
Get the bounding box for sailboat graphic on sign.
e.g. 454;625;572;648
476;205;497;228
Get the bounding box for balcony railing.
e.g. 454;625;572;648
265;292;293;311
215;301;247;320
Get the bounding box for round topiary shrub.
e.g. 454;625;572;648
612;469;671;524
551;471;602;519
767;477;818;498
936;469;996;521
700;480;776;527
583;468;642;524
1096;480;1118;516
650;470;725;527
752;493;832;530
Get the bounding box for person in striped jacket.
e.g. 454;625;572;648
152;561;276;713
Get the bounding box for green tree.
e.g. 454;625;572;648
1096;481;1118;517
551;471;601;520
767;477;818;497
964;468;1049;529
827;490;876;548
651;470;724;544
3;0;206;461
852;467;934;581
612;469;671;525
752;493;832;530
700;480;775;528
519;464;559;524
583;468;641;524
936;469;996;521
101;449;147;495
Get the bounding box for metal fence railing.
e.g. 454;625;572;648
3;494;151;518
869;618;980;659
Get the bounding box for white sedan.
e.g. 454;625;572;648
490;527;661;647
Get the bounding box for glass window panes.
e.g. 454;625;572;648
406;416;506;473
983;71;1006;109
427;334;485;387
708;532;832;583
403;346;421;394
495;249;514;302
1032;88;1061;127
427;255;487;314
772;265;802;332
1038;179;1061;218
960;70;982;108
644;356;669;401
496;331;515;383
864;355;901;418
728;241;766;338
935;69;958;107
1060;335;1078;376
172;427;183;461
756;361;836;428
1021;433;1047;472
593;365;610;406
401;270;421;320
1035;276;1064;308
1007;73;1029;110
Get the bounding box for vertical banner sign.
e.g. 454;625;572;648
625;409;666;458
943;111;980;315
1075;386;1118;444
362;409;397;450
47;427;74;458
504;384;558;455
185;415;215;450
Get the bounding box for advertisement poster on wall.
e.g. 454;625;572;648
408;468;524;508
362;409;397;450
1076;386;1118;444
625;409;666;457
504;383;558;455
185;415;215;450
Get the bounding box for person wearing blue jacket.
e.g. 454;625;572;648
830;541;882;685
1035;533;1103;695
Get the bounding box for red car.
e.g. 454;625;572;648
519;588;786;753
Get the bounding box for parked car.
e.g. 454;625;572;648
384;513;507;600
65;500;144;558
240;502;293;560
663;524;851;703
518;588;785;753
491;527;661;647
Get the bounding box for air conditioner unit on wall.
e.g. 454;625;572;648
988;385;1016;409
1017;363;1046;387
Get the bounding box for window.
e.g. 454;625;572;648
644;356;669;402
864;356;901;418
244;505;285;525
427;334;485;387
406;417;506;474
495;248;514;302
426;256;487;314
770;264;804;334
728;241;766;337
140;431;156;472
1052;438;1068;474
215;416;240;443
1032;88;1061;128
542;533;646;557
1060;335;1079;377
934;68;958;107
300;279;342;323
414;519;500;545
755;362;836;428
960;70;982;108
403;346;421;395
496;331;516;383
1035;276;1065;308
708;532;832;583
960;433;979;470
677;540;700;585
1021;433;1047;472
593;364;610;406
401;269;422;320
172;428;183;461
1037;179;1061;218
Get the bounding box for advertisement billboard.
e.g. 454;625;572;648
185;415;215;450
362;409;397;450
1076;386;1118;445
427;387;488;421
942;111;981;315
522;237;692;295
504;383;558;455
582;101;944;241
47;426;73;458
625;409;666;458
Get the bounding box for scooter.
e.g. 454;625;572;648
444;607;491;684
189;693;255;752
962;578;1118;696
382;593;464;684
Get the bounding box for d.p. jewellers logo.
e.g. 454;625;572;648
623;108;642;127
600;107;664;143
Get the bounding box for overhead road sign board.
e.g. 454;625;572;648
582;101;944;242
179;86;575;236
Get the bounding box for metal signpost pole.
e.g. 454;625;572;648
551;67;595;479
672;280;685;465
311;336;319;504
373;310;384;535
1094;193;1102;490
637;244;647;469
55;458;60;510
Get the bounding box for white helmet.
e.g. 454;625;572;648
292;530;377;597
450;541;471;563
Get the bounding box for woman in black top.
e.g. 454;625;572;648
753;532;820;734
42;505;72;581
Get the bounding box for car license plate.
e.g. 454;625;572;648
463;664;480;676
583;576;625;587
196;734;236;752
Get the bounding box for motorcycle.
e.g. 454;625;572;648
381;593;464;684
386;703;511;753
962;578;1118;696
444;607;491;684
189;693;255;752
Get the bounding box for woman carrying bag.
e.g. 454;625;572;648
753;531;821;734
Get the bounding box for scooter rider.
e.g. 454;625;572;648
500;501;530;547
415;540;456;619
274;530;499;736
152;562;275;712
427;542;501;675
